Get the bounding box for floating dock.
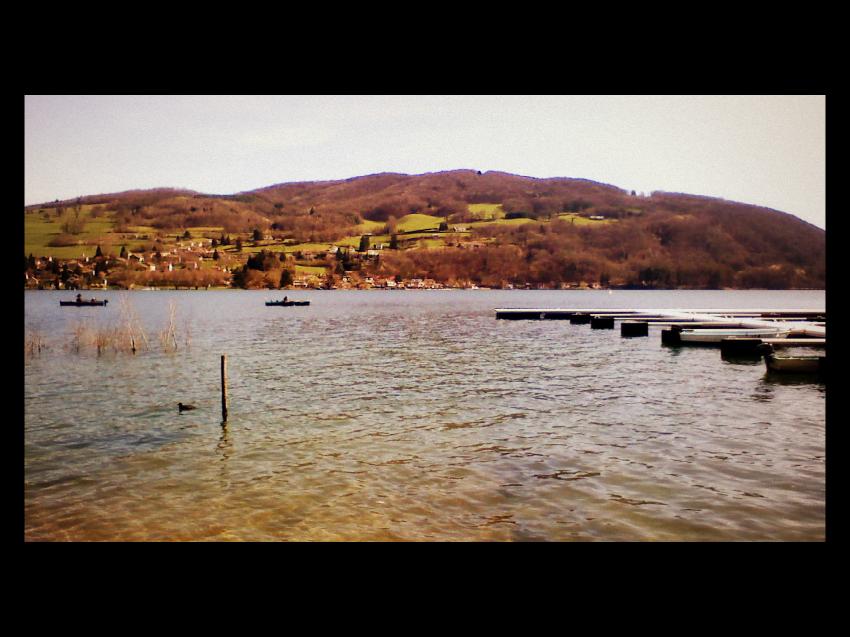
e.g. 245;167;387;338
495;307;826;371
495;308;825;321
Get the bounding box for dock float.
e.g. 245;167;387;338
720;337;827;357
590;316;615;329
621;321;649;337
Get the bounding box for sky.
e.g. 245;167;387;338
24;95;826;229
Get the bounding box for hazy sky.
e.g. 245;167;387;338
24;95;826;228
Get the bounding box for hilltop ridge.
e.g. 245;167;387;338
24;169;825;290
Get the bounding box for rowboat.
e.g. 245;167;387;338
764;352;825;374
60;298;108;307
265;300;310;306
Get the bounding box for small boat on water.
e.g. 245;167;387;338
265;300;310;306
765;352;825;374
60;294;108;307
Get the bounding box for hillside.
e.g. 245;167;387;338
24;170;825;290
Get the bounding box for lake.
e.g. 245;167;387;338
24;289;826;541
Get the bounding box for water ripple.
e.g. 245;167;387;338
25;289;825;541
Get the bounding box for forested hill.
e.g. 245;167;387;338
27;170;825;289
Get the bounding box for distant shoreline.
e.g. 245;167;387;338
25;287;827;292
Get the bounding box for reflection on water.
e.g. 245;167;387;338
720;354;763;366
217;424;231;460
24;289;826;541
762;373;827;388
751;384;775;403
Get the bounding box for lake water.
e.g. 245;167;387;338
24;289;826;541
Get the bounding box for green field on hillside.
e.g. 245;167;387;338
396;213;444;232
25;207;123;259
126;225;159;235
557;213;615;225
355;219;386;234
394;231;443;241
411;238;448;249
24;204;614;262
336;234;393;249
241;243;290;254
281;242;336;253
186;226;225;236
467;203;505;220
464;217;535;229
335;236;367;249
294;265;328;276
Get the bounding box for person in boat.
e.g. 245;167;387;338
283;295;288;303
76;293;82;303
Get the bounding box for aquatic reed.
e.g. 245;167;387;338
24;328;47;357
64;317;118;356
45;295;188;357
183;315;192;350
68;320;91;354
117;293;149;354
159;300;179;352
92;321;115;356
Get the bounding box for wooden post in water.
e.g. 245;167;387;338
221;354;228;423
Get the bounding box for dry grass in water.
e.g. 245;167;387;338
159;300;179;352
92;322;116;356
68;320;92;354
24;328;47;358
182;314;193;350
116;293;149;354
42;295;189;357
66;318;115;356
